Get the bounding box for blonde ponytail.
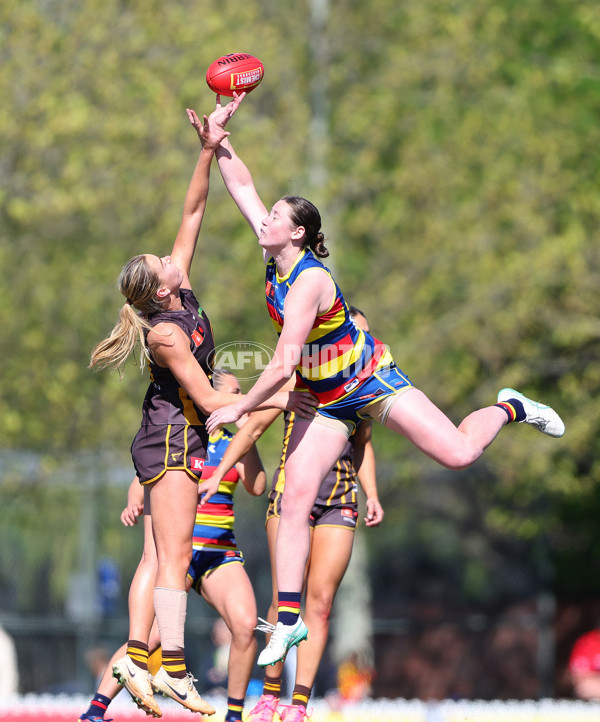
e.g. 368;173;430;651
90;254;164;374
89;303;152;373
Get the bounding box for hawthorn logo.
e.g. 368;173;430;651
211;341;274;380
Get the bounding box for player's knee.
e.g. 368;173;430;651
180;546;193;568
308;592;335;622
160;546;192;576
281;490;314;519
232;616;257;644
442;445;481;470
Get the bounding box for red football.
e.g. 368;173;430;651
206;53;264;96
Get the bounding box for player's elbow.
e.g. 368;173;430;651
245;471;266;496
252;472;267;496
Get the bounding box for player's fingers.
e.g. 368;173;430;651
302;401;318;416
200;489;215;506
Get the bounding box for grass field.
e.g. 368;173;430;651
1;696;600;722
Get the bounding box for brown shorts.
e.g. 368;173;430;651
131;423;208;485
266;491;358;531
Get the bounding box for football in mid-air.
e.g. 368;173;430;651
206;53;264;96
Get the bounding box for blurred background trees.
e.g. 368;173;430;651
1;0;600;699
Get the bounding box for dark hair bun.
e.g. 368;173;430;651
310;231;329;259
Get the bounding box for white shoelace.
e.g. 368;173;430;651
184;671;199;689
255;616;276;634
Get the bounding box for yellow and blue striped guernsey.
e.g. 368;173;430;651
265;248;391;406
192;428;240;552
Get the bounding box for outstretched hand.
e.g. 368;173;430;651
186;92;245;149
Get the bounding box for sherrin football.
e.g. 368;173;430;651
206;53;264;96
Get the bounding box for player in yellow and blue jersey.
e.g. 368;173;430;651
199;310;383;722
200;94;565;682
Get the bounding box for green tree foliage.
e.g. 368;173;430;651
1;0;600;610
322;0;600;597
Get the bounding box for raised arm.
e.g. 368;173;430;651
212;94;270;258
215;137;268;240
205;269;328;432
197;406;283;504
171;96;244;281
353;421;384;527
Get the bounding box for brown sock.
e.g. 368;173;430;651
291;684;311;708
161;649;186;679
126;639;149;671
263;675;282;698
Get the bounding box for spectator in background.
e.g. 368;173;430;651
85;646;111;690
569;625;600;700
0;625;18;698
199;617;232;696
336;651;374;704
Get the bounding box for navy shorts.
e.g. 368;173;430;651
317;363;413;428
186;548;245;593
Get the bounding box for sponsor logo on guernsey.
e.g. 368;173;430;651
265;280;275;299
344;378;360;393
191;457;205;471
191;328;204;347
